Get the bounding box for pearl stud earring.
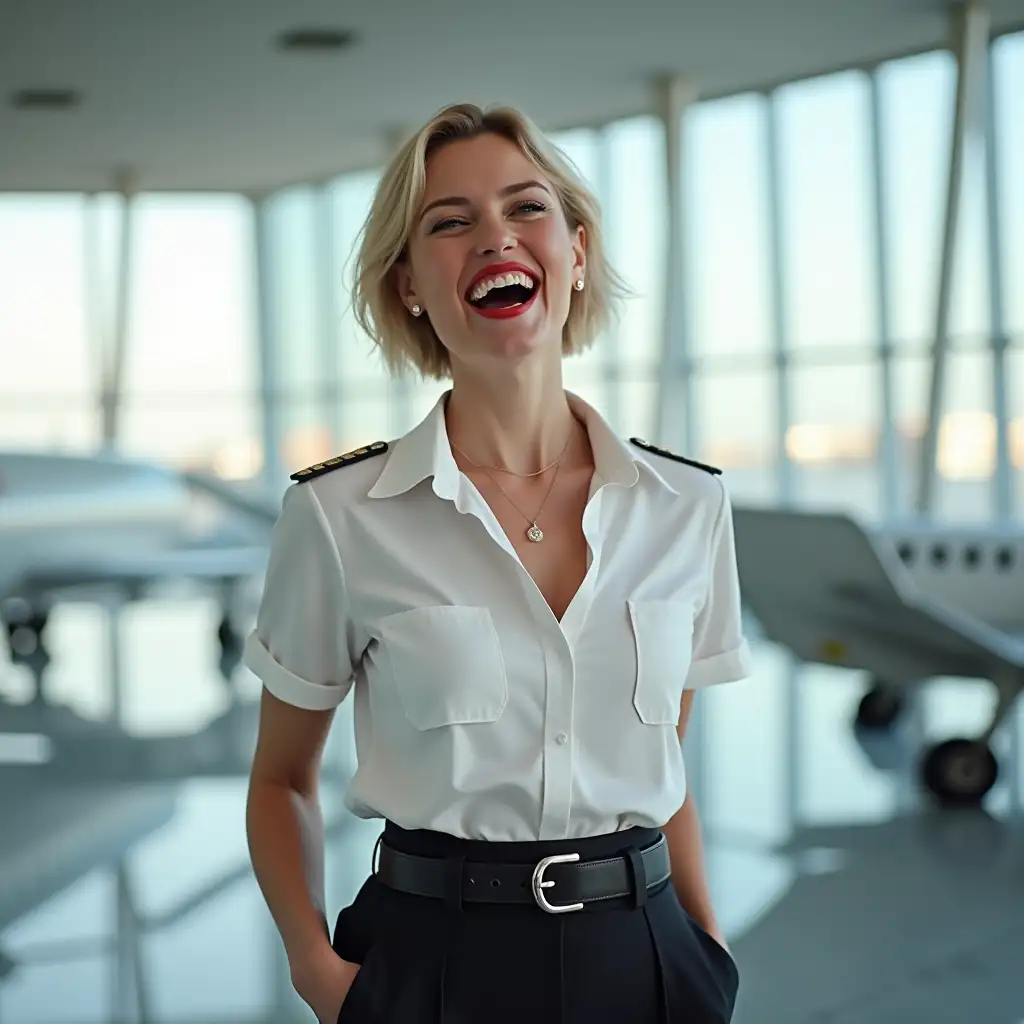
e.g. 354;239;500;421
574;279;585;292
411;304;422;316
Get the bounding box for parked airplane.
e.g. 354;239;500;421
0;449;276;780
732;506;1024;807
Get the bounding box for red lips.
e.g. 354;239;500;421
465;261;539;296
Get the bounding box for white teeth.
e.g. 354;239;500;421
469;271;537;302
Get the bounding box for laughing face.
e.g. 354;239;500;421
396;132;586;370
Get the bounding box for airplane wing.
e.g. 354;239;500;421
732;506;1024;684
0;450;188;601
181;471;281;526
12;545;268;604
1;451;277;609
0;778;178;931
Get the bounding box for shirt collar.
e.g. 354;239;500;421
367;388;677;500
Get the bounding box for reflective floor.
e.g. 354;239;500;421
2;599;1023;1024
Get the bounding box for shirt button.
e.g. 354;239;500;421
556;732;568;745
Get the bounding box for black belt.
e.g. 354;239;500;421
375;833;671;914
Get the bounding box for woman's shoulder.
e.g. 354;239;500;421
289;441;390;484
279;439;395;531
627;437;727;508
628;437;721;478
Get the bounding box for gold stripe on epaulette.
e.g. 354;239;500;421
290;441;388;482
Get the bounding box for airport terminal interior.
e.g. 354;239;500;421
1;1;1023;1022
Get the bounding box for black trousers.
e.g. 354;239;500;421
331;822;739;1023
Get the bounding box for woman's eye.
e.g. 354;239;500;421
429;200;546;233
430;217;465;233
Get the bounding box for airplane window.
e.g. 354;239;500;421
995;546;1016;571
930;543;948;567
963;545;981;569
897;541;915;565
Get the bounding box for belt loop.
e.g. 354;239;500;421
444;853;466;915
626;847;648;910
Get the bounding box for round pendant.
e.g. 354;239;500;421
526;524;544;542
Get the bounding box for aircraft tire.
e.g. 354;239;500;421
921;738;999;806
855;684;904;731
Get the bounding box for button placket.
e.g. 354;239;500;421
537;641;576;840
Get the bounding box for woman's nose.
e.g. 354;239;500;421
474;216;516;256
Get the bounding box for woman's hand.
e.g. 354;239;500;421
293;947;361;1024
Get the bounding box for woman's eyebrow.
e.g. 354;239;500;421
418;180;551;224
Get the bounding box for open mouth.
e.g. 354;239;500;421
465;269;538;318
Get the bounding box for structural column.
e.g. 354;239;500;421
915;0;990;515
653;76;718;821
654;75;698;456
595;124;623;431
252;193;285;489
982;42;1013;522
866;69;899;519
89;170;138;449
315;183;343;448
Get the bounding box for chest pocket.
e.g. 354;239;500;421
628;599;695;726
378;606;509;731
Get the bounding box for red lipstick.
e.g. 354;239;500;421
465;261;540;320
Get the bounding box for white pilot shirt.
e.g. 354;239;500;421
243;389;752;842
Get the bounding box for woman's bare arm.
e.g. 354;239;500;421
246;686;340;985
662;690;728;948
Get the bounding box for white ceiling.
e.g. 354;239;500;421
2;0;1022;194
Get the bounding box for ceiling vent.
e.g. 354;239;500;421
277;28;357;53
11;88;81;111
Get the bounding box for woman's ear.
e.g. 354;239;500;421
572;224;587;278
393;262;420;315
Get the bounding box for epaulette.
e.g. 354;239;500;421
629;437;721;476
290;441;388;482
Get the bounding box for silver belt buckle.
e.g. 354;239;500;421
531;853;584;914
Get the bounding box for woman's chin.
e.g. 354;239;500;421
458;331;556;370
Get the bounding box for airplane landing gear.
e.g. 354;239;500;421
216;613;244;684
855;682;905;731
920;738;999;806
918;669;1020;807
4;604;52;705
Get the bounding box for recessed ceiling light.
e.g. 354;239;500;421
11;88;81;111
277;28;357;53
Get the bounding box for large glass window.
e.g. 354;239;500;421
120;194;259;475
695;366;778;504
262;186;330;473
552;127;608;398
880;48;998;520
684;94;777;499
332;170;385;386
0;195;96;450
685;93;773;360
776;71;876;354
994;32;1024;340
879;51;957;351
993;32;1024;514
603;116;666;380
891;349;997;520
789;360;881;515
1006;348;1023;512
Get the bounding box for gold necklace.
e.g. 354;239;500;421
449;428;573;478
451;430;573;543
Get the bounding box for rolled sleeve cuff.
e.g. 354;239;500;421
686;640;753;689
242;632;350;711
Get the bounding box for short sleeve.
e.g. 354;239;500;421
685;480;753;689
242;483;355;710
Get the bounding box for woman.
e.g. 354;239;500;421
243;102;752;1024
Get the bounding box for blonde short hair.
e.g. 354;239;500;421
352;103;630;381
